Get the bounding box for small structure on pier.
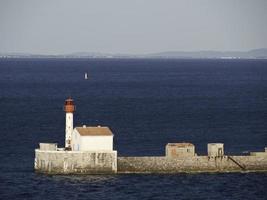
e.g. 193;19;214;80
166;143;195;158
208;143;224;157
250;147;267;157
39;143;57;151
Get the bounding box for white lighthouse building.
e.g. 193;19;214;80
63;98;75;150
63;97;114;152
35;98;116;174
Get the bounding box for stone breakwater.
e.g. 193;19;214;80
35;151;267;174
34;143;267;174
117;156;267;173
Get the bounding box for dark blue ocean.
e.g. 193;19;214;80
0;58;267;199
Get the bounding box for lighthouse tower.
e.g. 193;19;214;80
63;98;75;150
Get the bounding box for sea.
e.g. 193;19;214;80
0;58;267;199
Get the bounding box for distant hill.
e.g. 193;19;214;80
145;48;267;59
1;48;267;59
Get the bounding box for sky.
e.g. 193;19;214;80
0;0;267;54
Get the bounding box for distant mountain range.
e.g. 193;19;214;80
1;48;267;59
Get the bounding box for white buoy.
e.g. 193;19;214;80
85;72;88;80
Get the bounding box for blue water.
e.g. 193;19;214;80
0;58;267;199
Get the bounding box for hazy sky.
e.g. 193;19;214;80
0;0;267;54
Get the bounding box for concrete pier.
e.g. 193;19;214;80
35;149;117;174
117;155;267;173
34;143;267;174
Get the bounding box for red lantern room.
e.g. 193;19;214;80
64;98;76;113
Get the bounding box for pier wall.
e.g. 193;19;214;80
35;150;267;174
35;150;117;174
117;155;267;173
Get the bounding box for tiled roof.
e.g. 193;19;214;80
76;126;113;136
166;143;194;147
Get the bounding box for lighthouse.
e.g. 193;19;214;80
63;98;75;150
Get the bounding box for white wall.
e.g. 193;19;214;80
72;129;81;151
65;112;73;148
72;129;113;151
208;143;224;157
80;136;113;151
